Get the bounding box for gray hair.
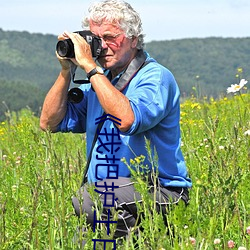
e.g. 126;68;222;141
82;0;145;49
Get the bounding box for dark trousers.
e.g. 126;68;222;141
72;177;189;239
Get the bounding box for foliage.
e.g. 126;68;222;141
0;29;61;121
0;92;249;249
0;79;46;121
145;37;250;98
0;28;60;89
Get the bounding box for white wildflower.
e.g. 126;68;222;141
227;79;248;93
238;247;246;250
244;130;250;136
214;238;221;244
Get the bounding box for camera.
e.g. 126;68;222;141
56;30;102;58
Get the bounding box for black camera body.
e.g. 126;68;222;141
56;30;102;58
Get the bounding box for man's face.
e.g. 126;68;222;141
89;20;138;73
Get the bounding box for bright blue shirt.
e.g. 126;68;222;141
57;52;192;188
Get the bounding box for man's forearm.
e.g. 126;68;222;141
40;70;71;132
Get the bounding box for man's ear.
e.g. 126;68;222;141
131;36;139;48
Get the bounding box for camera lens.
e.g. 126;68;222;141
56;39;74;58
68;88;84;103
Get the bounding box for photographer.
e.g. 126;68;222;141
40;0;192;245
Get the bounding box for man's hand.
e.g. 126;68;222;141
62;31;96;73
56;33;79;71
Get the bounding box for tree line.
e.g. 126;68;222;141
0;28;249;120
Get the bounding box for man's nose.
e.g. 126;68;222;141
101;38;108;49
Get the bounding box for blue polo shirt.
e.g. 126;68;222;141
57;52;192;188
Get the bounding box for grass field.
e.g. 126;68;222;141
0;90;249;249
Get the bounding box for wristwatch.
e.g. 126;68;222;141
87;66;104;80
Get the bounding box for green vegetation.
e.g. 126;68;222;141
0;80;46;121
0;29;60;121
0;90;249;249
0;28;249;249
0;29;250;120
145;37;250;98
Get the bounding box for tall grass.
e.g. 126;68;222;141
0;93;249;249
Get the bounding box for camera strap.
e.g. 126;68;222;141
81;50;150;185
113;49;148;91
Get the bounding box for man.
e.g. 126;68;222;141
40;0;192;243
